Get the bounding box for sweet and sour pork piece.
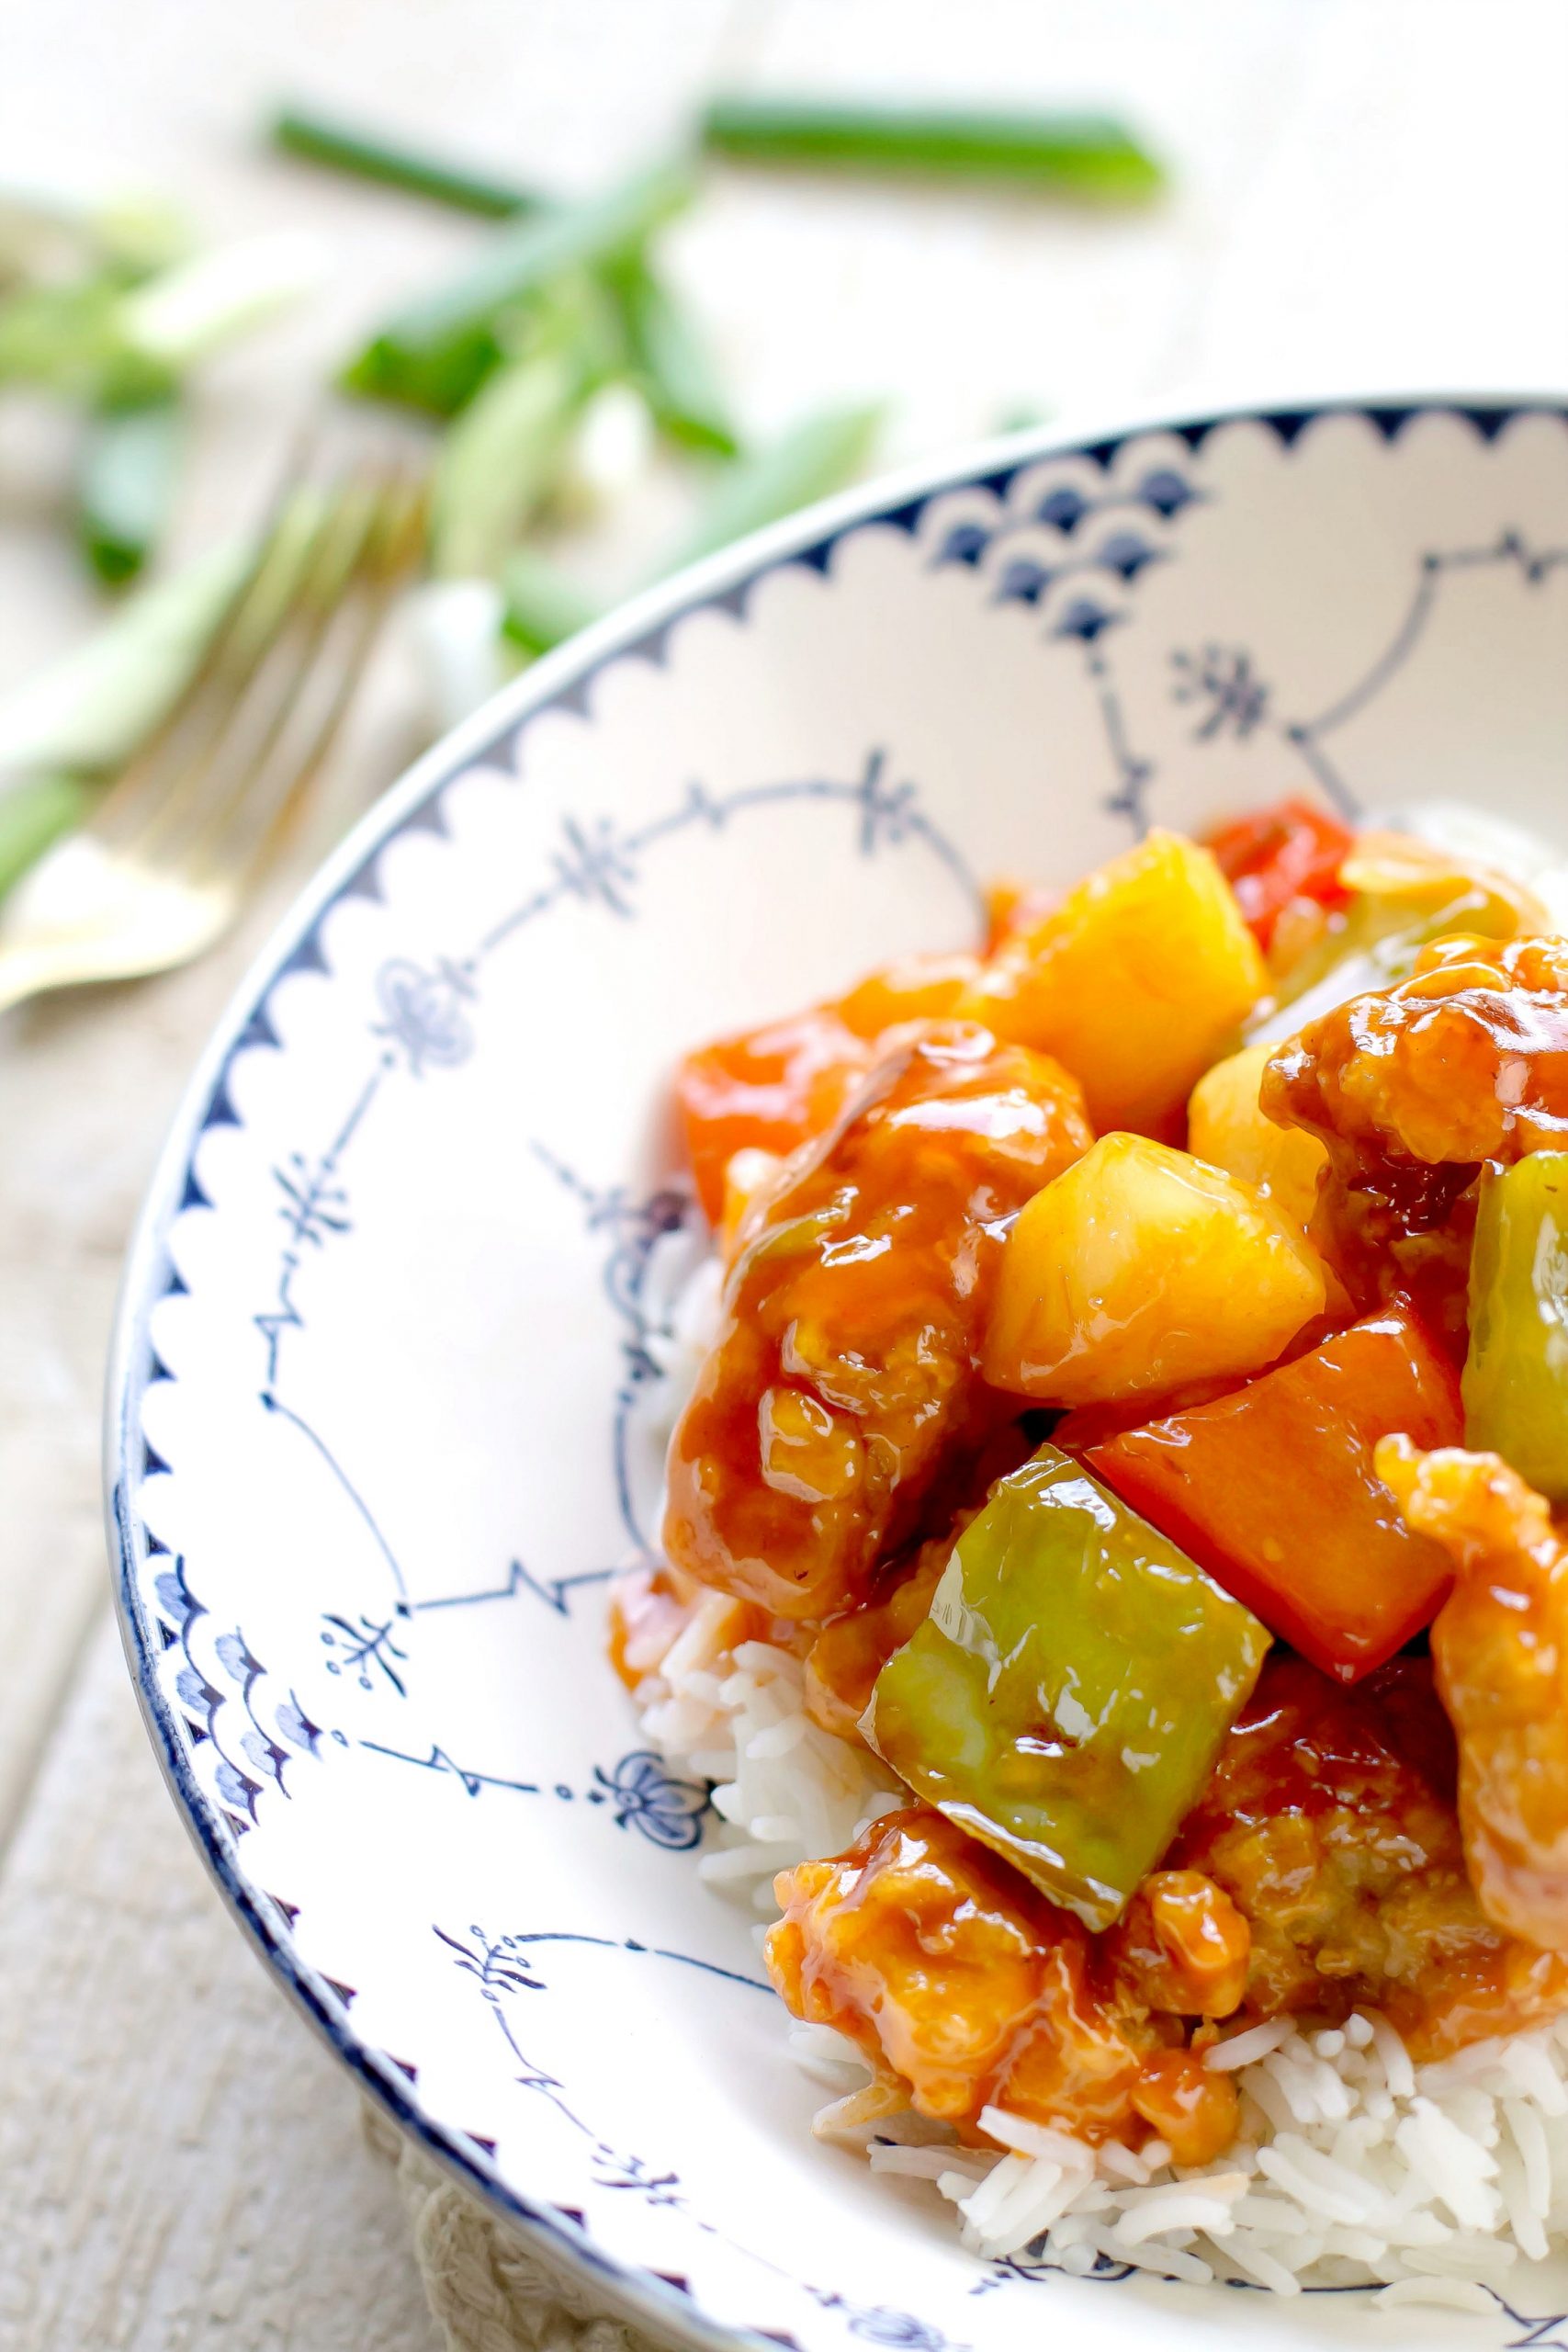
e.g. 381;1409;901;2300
1171;1651;1568;2059
767;1806;1243;2164
663;1024;1092;1621
1378;1438;1568;1954
1262;935;1568;1335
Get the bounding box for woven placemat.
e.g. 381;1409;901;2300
365;2105;674;2352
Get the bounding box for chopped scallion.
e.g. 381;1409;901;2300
701;97;1165;201
76;395;184;585
0;543;247;782
430;338;594;581
342;156;694;416
268;102;543;220
606;255;739;458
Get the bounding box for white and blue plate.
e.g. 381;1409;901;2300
108;397;1568;2352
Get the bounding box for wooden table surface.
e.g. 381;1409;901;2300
1;2;1564;2343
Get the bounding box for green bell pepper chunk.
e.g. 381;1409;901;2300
1464;1154;1568;1503
864;1443;1270;1929
1245;872;1531;1047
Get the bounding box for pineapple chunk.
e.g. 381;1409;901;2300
982;1133;1325;1406
1188;1042;1328;1235
966;831;1268;1133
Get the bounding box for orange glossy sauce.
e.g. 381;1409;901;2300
662;1025;1092;1622
1129;2048;1241;2167
833;952;982;1039
674;1008;874;1227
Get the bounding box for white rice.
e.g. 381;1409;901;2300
621;847;1568;2298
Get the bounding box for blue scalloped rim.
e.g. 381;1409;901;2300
106;393;1568;2352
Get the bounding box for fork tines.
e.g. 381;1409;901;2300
96;446;428;880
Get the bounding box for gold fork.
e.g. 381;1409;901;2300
0;455;427;1017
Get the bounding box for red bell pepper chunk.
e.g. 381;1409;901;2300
1081;1303;1463;1682
674;1008;873;1225
1203;797;1356;951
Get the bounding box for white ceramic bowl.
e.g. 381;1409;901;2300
109;396;1568;2352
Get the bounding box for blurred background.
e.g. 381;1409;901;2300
0;1;1564;2344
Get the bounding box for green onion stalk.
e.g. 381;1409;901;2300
341;155;695;416
700;96;1166;201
